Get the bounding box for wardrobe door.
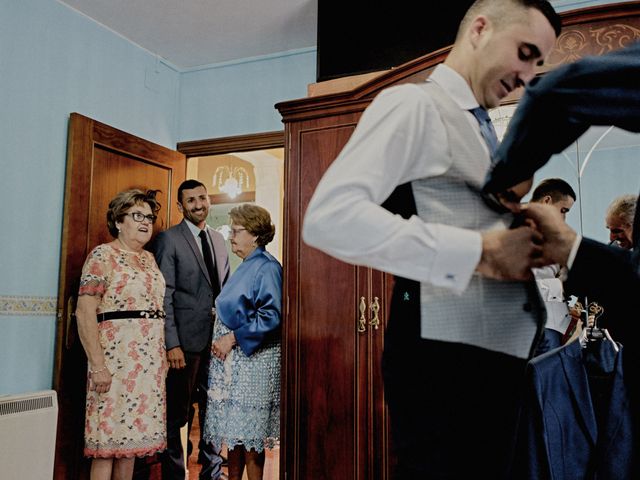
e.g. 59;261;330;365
363;267;394;480
282;112;391;479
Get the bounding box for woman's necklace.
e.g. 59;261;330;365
116;237;141;254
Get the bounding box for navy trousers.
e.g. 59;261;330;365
162;347;223;480
382;277;527;479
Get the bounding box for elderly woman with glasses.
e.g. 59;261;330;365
204;204;282;480
75;188;167;480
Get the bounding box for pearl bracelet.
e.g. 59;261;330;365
89;365;107;375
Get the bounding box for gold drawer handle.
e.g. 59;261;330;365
369;296;380;329
358;296;366;333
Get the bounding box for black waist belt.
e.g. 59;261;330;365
97;310;166;322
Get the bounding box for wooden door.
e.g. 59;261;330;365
282;113;391;479
54;113;185;480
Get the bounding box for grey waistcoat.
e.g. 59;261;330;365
413;81;545;359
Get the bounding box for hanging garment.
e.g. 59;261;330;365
512;339;638;479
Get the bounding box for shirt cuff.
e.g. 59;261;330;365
566;234;582;270
429;225;482;294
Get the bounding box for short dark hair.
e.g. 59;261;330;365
459;0;561;40
531;178;576;203
522;0;562;36
178;179;206;203
106;189;161;238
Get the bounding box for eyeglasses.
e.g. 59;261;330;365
229;227;247;237
126;212;157;224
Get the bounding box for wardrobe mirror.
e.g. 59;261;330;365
491;104;640;244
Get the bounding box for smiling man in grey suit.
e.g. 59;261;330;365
152;179;230;480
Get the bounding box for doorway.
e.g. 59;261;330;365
186;404;280;479
178;131;284;480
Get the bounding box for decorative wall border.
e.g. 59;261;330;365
547;18;640;66
0;295;57;316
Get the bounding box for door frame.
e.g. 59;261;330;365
177;131;284;157
178;129;285;474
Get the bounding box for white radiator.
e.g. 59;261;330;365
0;390;58;480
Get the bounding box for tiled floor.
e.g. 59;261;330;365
186;405;279;480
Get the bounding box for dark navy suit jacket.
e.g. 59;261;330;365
514;339;636;479
484;40;640;194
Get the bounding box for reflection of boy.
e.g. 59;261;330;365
529;178;577;355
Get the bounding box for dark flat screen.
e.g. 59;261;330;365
316;2;475;82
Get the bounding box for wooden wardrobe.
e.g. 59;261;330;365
275;3;640;479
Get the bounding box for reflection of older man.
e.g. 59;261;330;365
606;194;637;250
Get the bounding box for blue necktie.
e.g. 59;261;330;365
470;107;499;160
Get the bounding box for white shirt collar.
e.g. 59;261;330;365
428;63;480;111
185;219;206;238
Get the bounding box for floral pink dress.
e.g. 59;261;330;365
79;243;167;458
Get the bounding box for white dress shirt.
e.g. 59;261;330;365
533;264;571;333
185;219;213;258
303;64;488;294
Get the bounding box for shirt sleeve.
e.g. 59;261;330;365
150;231;181;350
302;83;482;294
78;246;109;298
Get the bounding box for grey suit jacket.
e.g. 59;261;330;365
151;219;230;352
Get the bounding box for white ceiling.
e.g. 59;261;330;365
57;0;318;70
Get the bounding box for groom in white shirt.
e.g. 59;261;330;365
303;0;561;477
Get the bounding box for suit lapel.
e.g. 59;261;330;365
561;341;598;445
178;220;212;286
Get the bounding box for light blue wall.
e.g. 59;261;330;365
178;50;316;140
0;0;178;395
0;0;315;395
